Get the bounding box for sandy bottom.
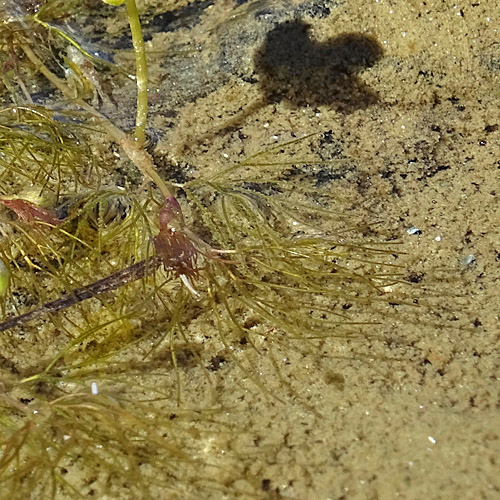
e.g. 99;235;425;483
2;0;499;498
133;1;498;498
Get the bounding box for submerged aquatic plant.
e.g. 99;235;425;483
0;0;404;497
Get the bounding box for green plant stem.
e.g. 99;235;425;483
125;0;148;146
20;43;174;200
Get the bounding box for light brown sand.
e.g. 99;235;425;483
140;0;499;498
2;1;498;498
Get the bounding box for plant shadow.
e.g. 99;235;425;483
192;19;383;146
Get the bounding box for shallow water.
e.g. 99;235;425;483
1;1;499;498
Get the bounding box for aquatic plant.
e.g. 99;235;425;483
0;1;403;497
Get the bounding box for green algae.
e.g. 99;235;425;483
0;1;405;498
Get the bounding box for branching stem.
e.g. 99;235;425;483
19;43;174;199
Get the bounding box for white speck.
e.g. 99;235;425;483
435;235;441;241
180;274;200;299
223;153;229;158
63;435;71;441
402;31;407;37
263;122;269;128
91;381;99;395
460;254;476;266
407;226;421;235
428;436;437;444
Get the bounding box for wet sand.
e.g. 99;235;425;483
147;1;499;498
2;1;499;498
